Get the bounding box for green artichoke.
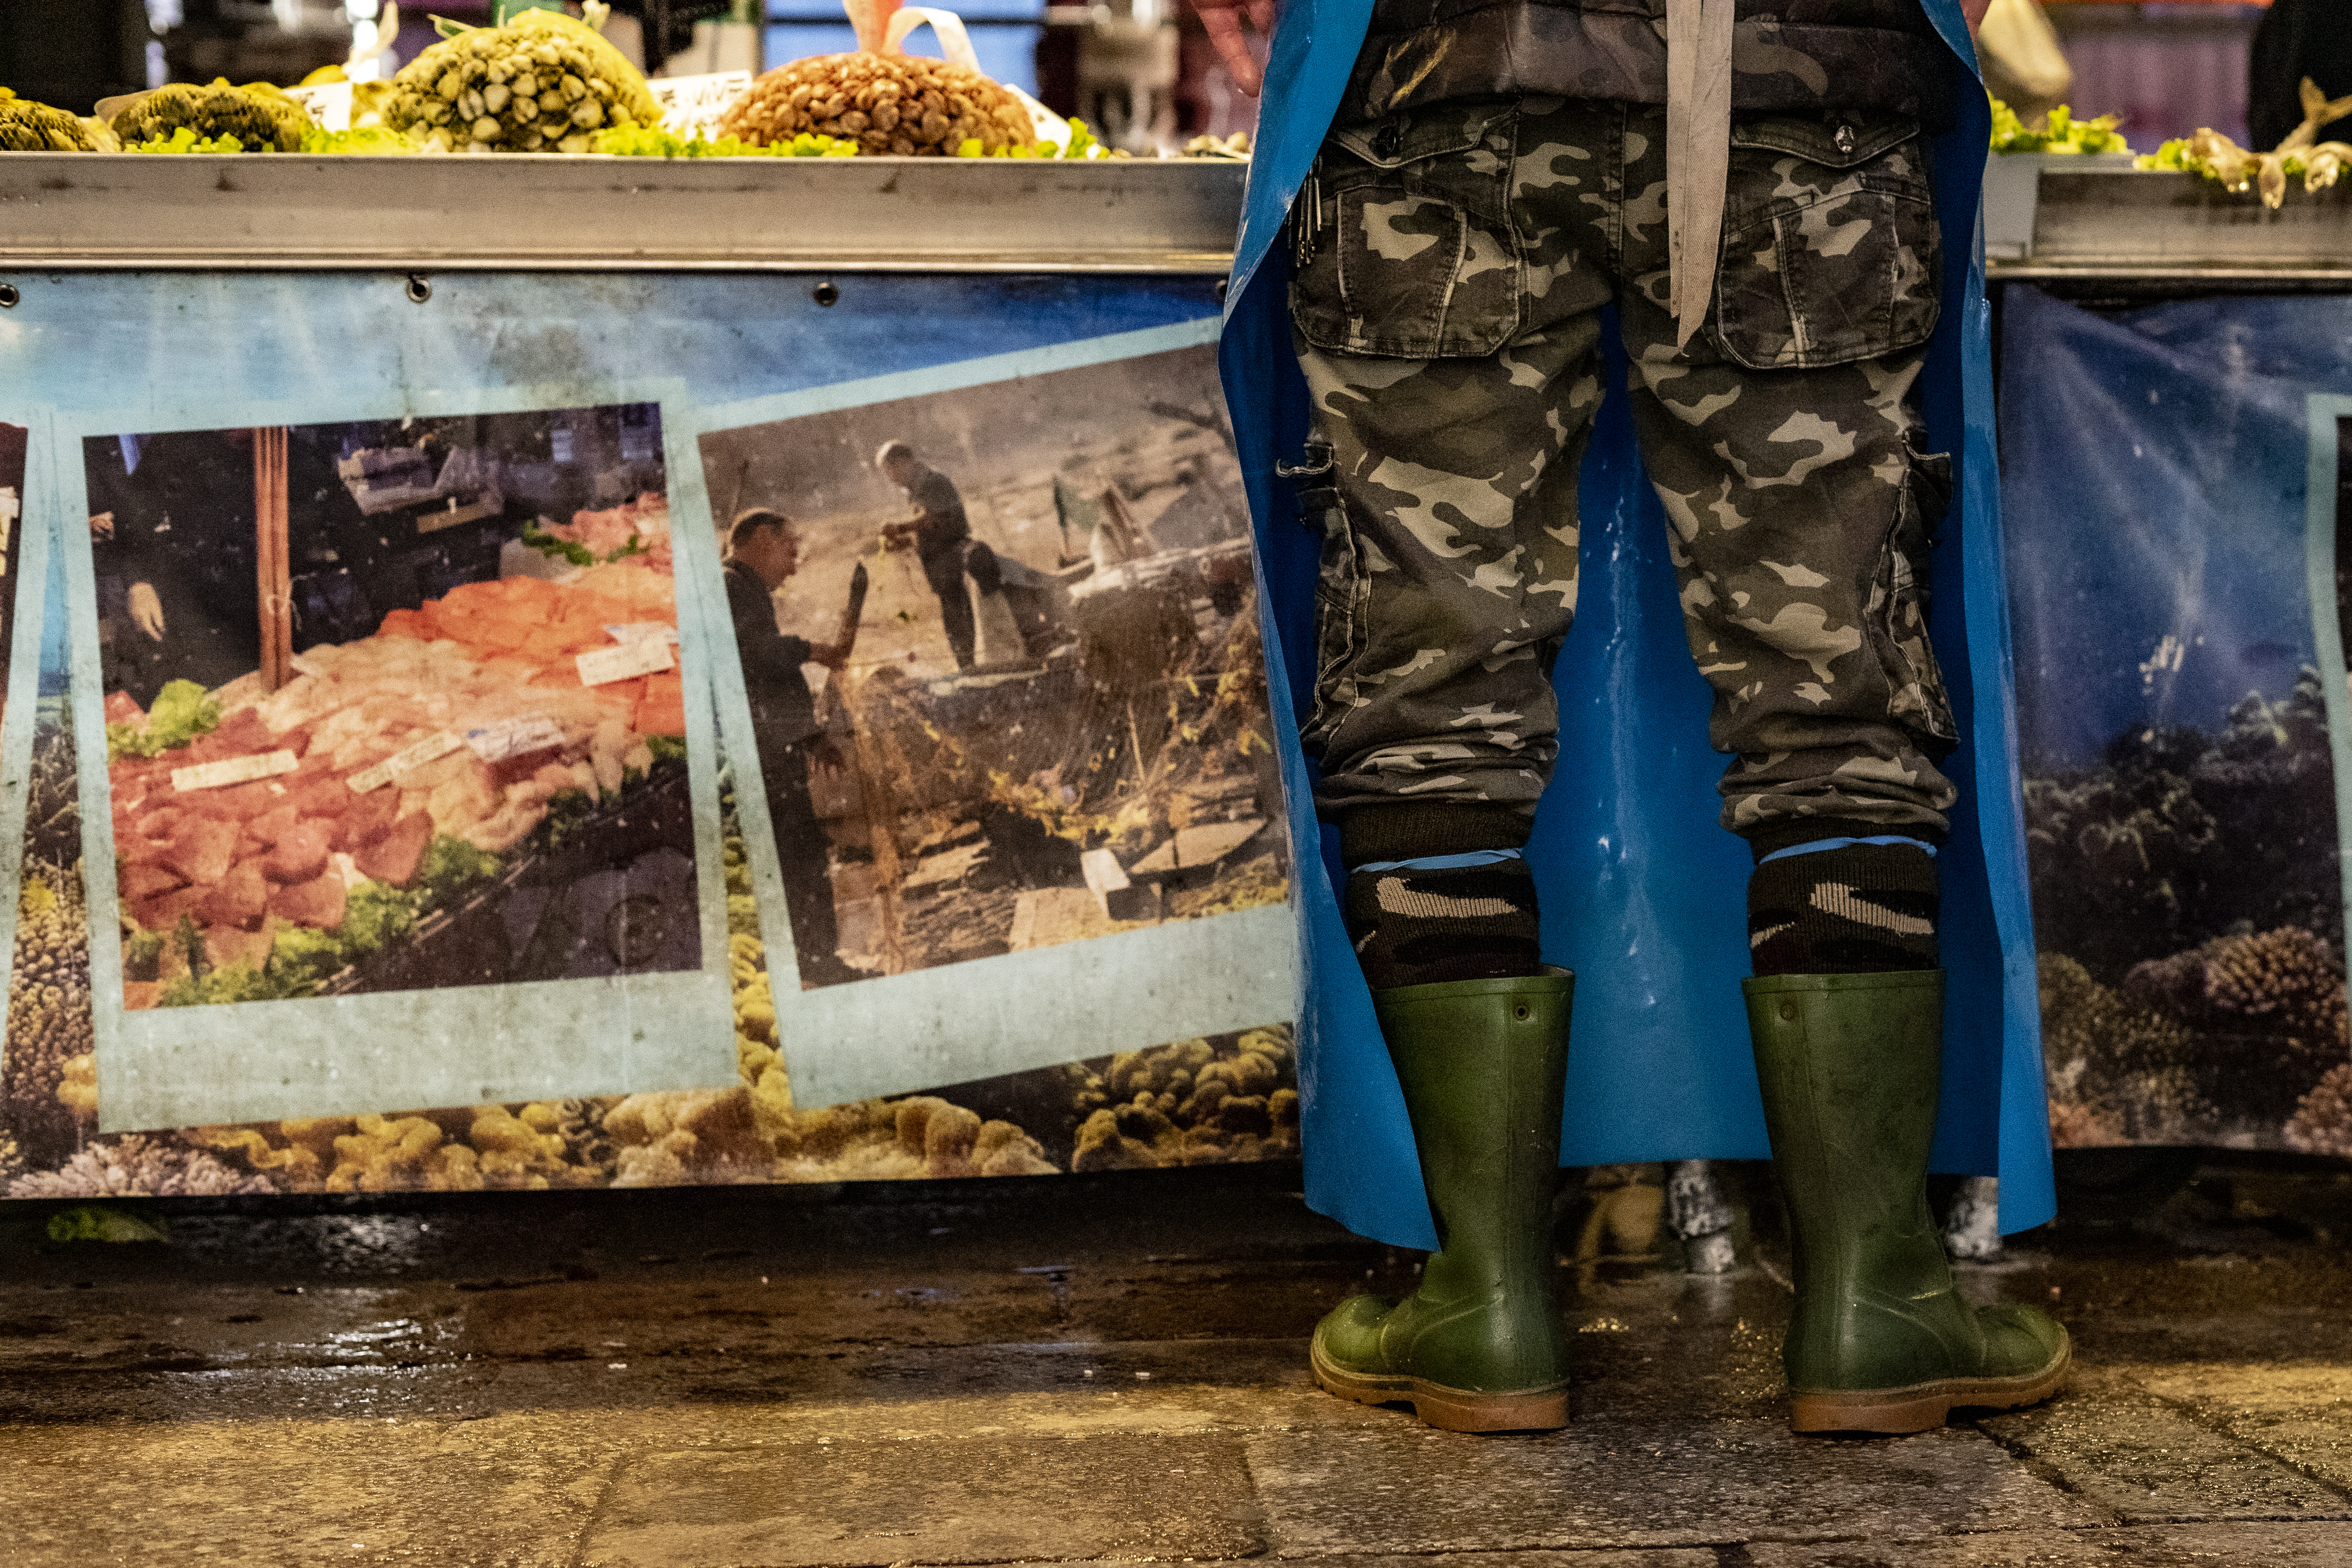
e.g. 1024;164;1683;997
382;8;661;154
111;78;313;152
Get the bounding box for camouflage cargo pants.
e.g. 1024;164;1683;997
1291;96;1961;851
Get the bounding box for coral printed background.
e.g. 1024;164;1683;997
2000;292;2352;1159
2025;671;2350;1153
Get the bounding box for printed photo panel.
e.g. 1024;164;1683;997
0;421;22;709
1999;289;2352;1154
51;391;738;1134
87;407;692;1005
691;323;1301;1109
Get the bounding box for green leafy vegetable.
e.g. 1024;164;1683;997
521;517;655;567
416;834;499;904
298;124;420;154
130;125;258;154
157;960;284;1007
521;518;600;568
542;787;597;849
47;1206;168;1243
339;881;418;953
107;679;221;759
592;125;857;158
267;924;349;993
123;927;166;979
954;117;1129;161
1990;96;2132;156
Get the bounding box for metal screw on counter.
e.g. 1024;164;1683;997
812;281;840;307
405;275;432;304
0;282;18;308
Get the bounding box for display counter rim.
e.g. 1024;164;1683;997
1985;162;2352;281
0;152;1247;274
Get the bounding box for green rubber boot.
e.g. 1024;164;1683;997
1744;970;2071;1434
1310;968;1573;1433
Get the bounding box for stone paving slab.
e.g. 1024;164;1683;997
579;1433;1264;1568
1247;1418;2102;1554
1272;1555;1720;1567
1744;1521;2352;1566
2130;1363;2352;1495
920;1557;1719;1568
0;1415;586;1566
1981;1365;2351;1522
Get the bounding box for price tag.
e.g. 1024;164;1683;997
348;730;465;794
466;715;566;764
603;622;680;646
577;636;676;687
286;80;354;132
649;71;752;139
172;750;299;793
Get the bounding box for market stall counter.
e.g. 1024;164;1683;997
0;153;1244;272
0;150;1318;1200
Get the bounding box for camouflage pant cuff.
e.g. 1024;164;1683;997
1743;817;1949;862
1337;803;1535;870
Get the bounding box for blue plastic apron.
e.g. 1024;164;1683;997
1215;0;2057;1247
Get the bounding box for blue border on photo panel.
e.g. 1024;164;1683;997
2307;393;2352;950
0;416;61;1035
44;379;739;1134
679;317;1303;1109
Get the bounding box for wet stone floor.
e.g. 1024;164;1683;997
1;1158;2349;1567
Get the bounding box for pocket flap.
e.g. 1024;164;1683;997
1329;104;1512;170
1730;114;1918;169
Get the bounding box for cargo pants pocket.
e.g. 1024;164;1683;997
1868;443;1956;747
1289;104;1521;359
1712;113;1942;370
1298;438;1366;752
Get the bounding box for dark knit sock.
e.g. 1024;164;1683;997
1747;840;1939;976
1344;850;1542;990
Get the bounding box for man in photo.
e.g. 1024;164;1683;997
105;428;265;706
876;440;1002;672
724;508;859;987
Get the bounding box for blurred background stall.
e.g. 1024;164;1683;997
6;0;1257;153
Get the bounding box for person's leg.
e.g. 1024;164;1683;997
962;537;1002;595
1295;97;1614;991
1291;96;1617;1432
1614;105;2066;1431
763;747;846;985
924;549;977;670
1615;114;1959;870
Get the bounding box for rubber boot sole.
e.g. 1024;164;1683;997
1788;1341;2073;1435
1310;1337;1569;1434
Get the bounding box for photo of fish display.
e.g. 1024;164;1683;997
85;407;696;1008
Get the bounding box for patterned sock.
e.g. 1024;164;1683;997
1748;838;1939;976
1344;849;1542;990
